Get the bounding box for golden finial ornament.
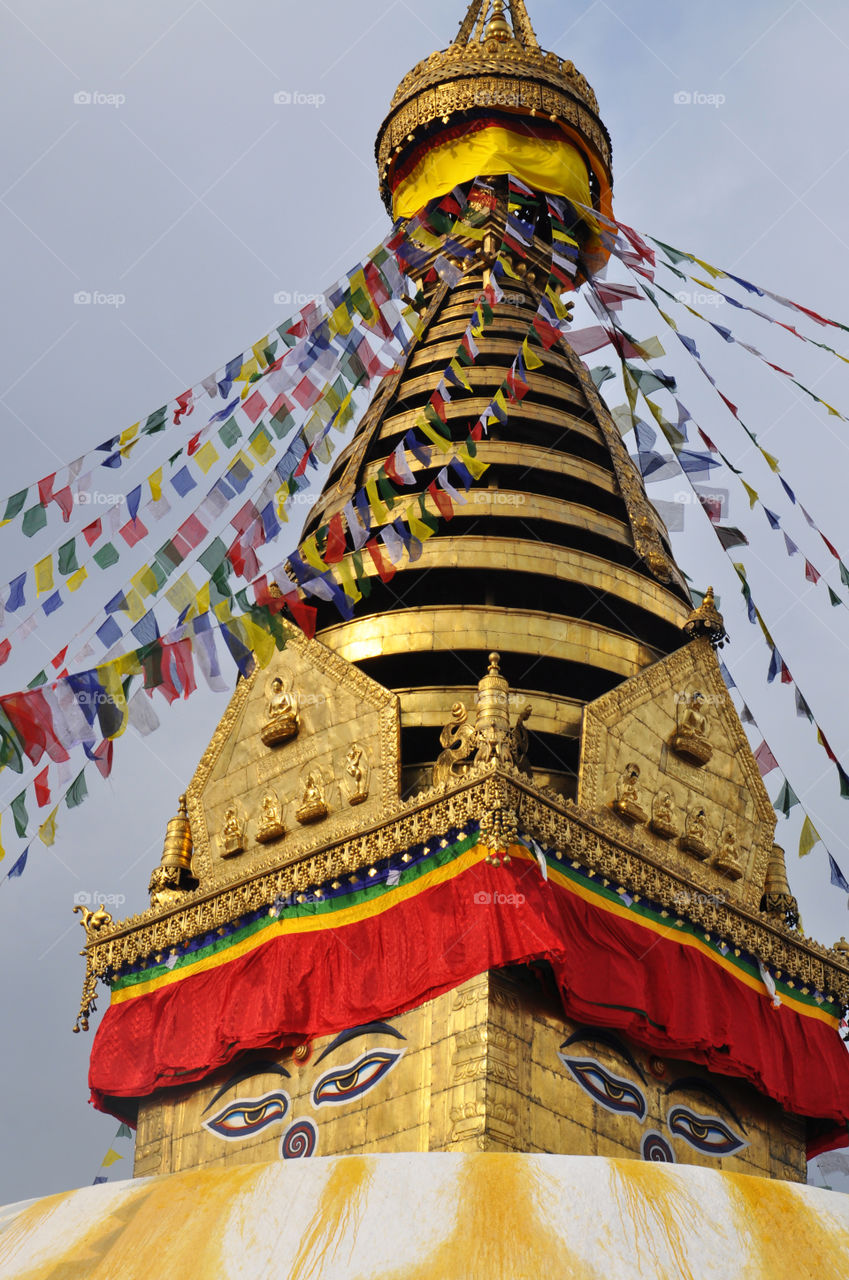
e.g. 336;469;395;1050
149;794;197;907
760;844;799;928
484;0;512;43
683;586;728;649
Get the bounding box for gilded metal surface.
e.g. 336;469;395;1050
760;844;799;928
683;585;728;648
396;686;583;738
319;606;661;675
184;625;401;888
579;636;777;911
433;653;531;786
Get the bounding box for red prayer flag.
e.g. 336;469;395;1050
0;689;70;766
753;740;779;777
366;538;395;583
119;517;149;548
324;512;346;565
242;390;267;424
186;431;202;455
821;533;841;559
34;765;50;808
37;474;56;507
92;739;114;779
82;519;102;546
805;560;821;584
173;391;194;424
52;487;74;522
428;479;454;521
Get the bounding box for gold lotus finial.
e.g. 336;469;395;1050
683;586;728;649
484;0;512;43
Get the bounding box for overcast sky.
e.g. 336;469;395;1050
2;0;849;1204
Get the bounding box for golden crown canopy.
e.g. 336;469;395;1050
376;0;613;218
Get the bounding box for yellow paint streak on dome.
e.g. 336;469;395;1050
288;1156;374;1280
369;1153;604;1280
1;1163;261;1280
608;1160;702;1280
725;1172;849;1279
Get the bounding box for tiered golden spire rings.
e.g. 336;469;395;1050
455;0;540;51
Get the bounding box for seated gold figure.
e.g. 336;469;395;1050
680;806;711;861
649;789;677;839
296;772;328;824
261;676;299;747
714;827;743;881
671;690;713;765
613;762;647;824
220;803;245;858
256;792;286;844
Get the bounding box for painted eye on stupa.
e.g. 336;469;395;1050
202;1090;290;1140
667;1106;746;1157
312;1049;404;1107
558;1055;647;1120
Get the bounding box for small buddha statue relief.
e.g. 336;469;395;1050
649;789;677;839
671;690;713;766
261;675;300;747
256;791;285;844
714;827;743;881
296;772;328;825
345;743;370;806
220;803;246;858
613;762;648;824
680;806;711;860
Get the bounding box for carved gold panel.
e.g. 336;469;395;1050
578;636;777;910
185;627;400;890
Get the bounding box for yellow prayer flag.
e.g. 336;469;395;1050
448;359;472;393
252;339;269;369
67;567;88;592
336;556;362;604
120;422;140;447
365;478;389;527
741;480;759;509
522;338;543;370
691;275;719;293
658;309;678;331
234;450;254;474
195;582;211;617
760;448;780;473
275;487;290;522
240;616;276;669
214;600;234;623
636;336;665;360
148;467;163;503
34;556;54;596
500;257;521;281
406;502;436;543
799;815;821;858
458;445;489;481
38;806;58;848
249;430;274;464
101;1149;124;1168
692;258;725;279
332;302;354;336
194;442;219;474
165;573;198;616
417;419;452;455
300;534;330;575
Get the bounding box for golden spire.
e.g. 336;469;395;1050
683;586;728;649
455;0;540;52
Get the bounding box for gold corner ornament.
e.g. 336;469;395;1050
683;586;728;649
433;653;532;786
72;903;113;1033
149;794;197;910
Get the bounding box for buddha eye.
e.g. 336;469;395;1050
667;1106;746;1157
203;1090;289;1140
559;1055;647;1120
312;1050;403;1107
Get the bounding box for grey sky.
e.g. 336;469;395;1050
2;0;849;1203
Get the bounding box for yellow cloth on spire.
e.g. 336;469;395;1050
392;128;592;220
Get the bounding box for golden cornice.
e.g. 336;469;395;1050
79;766;849;1010
319;606;661;674
396;685;584;738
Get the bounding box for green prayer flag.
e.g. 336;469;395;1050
11;791;28;838
3;490;27;522
0;710;24;774
828;586;842;607
799;815;821;857
116;1122;133;1140
58;539;79;576
93;542;120;570
650;237;693;266
27;671;47;688
65;771;88;810
840;560;849;590
199;538;228;576
22;504;48;538
774;778;799;818
218;418;241;449
234;588;251;613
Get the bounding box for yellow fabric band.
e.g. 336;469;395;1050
392;127;592;220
